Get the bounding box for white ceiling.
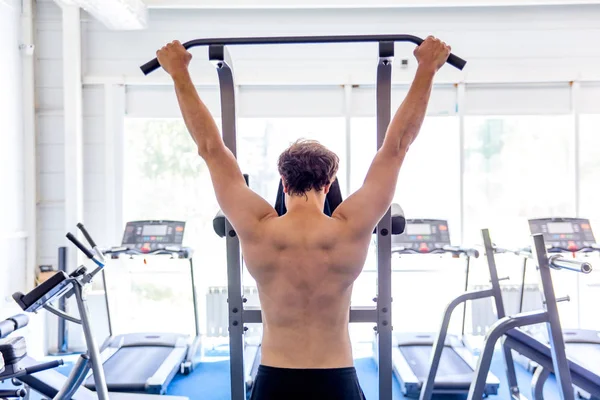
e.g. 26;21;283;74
144;0;600;8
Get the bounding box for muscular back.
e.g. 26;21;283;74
240;211;372;369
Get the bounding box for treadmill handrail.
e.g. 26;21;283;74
392;246;478;257
140;34;467;75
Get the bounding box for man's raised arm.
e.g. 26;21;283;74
157;41;276;239
333;36;451;238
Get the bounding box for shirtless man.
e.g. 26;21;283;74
156;36;451;399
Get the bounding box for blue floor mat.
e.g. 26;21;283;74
2;352;563;399
165;353;563;399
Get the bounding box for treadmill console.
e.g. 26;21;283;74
392;219;451;252
121;220;186;252
529;218;596;251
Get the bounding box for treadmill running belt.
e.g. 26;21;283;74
566;343;600;375
399;345;474;383
86;346;174;392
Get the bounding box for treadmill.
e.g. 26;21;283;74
85;220;201;395
389;219;500;398
527;217;600;399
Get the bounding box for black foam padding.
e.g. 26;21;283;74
274;177;342;217
213;210;226;238
13;271;69;312
390;203;406;235
0;336;27;365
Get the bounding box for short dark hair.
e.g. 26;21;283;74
277;139;339;197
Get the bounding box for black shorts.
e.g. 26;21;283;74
249;365;366;400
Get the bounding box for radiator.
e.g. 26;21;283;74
470;284;544;335
206;286;261;338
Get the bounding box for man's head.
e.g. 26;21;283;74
277;139;339;197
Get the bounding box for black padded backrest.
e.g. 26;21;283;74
274;177;343;217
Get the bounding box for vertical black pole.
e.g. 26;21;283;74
58;246;68;353
518;257;527;313
210;44;246;400
532;234;574;400
376;41;394;400
481;229;522;398
461;256;471;337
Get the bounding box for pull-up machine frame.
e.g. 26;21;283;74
141;34;466;400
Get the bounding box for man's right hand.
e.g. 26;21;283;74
156;40;193;79
414;36;451;73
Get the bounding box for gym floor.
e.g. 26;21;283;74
26;351;558;400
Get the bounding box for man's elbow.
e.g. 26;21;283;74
197;141;225;159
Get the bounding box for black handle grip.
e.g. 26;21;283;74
141;58;161;75
66;233;95;259
76;223;97;248
446;53;467;71
24;360;63;375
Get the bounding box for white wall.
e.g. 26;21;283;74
0;0;27;311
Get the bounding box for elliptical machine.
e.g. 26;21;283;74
11;224;112;400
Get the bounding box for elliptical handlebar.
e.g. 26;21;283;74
76;223;97;249
66;232;95;260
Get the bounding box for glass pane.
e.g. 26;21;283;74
578;114;600;331
350;117;460;242
350;117;463;337
463;116;575;248
580;114;600;228
121;118;224;337
237;118;347;200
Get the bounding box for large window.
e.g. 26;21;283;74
463;116;575;248
237;118;347;201
351;117;461;240
122;117;346;335
578;114;600;330
350;116;463;336
580;114;600;227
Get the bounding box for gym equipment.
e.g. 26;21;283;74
213;177;407;391
386;219;499;399
83;220;201;394
11;223;189;400
142;33;464;400
466;230;600;400
519;217;600;399
0;314;60;399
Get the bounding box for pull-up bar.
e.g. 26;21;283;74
140;34;467;74
140;36;464;400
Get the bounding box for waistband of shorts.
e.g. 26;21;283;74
257;365;357;377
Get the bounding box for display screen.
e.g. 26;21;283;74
142;225;168;236
406;224;432;235
547;222;575;234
